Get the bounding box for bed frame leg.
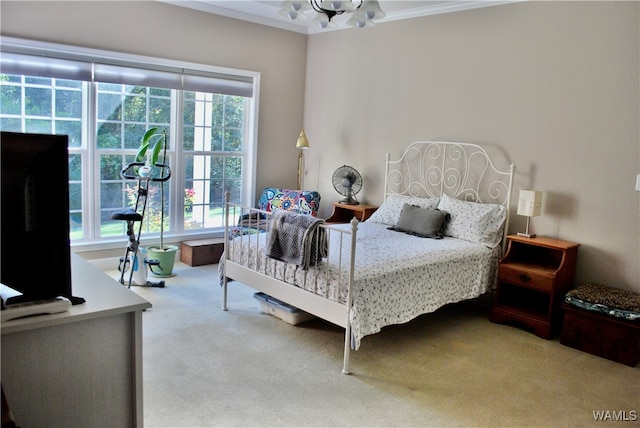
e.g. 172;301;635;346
222;277;228;311
222;190;229;312
342;326;351;375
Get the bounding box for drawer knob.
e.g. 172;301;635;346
519;273;531;282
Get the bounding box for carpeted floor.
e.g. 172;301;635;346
106;261;639;428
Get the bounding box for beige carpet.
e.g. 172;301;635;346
106;262;639;428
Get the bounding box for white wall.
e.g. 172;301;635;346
2;1;638;292
302;1;639;292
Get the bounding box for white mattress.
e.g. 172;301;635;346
222;221;500;349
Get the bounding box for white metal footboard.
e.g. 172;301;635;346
221;192;358;374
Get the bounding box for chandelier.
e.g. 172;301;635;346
280;1;386;29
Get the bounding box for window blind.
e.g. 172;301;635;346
1;51;93;82
1;43;254;97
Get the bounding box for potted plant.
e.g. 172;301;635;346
136;127;178;277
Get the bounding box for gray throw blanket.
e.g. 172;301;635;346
266;210;327;270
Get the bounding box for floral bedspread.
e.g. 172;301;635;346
220;221;500;349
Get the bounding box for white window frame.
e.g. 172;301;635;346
0;36;261;253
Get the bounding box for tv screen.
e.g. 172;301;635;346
1;131;79;304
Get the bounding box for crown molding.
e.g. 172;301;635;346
158;1;525;35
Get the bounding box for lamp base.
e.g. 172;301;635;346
517;232;536;238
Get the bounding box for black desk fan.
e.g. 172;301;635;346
332;165;362;205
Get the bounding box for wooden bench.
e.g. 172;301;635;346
561;283;640;366
180;238;224;266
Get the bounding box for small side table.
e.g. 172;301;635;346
490;235;580;339
326;202;378;223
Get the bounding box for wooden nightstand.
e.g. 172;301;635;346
490;235;580;339
326;202;378;223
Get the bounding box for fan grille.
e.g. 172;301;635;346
332;165;362;204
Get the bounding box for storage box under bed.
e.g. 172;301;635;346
253;292;315;325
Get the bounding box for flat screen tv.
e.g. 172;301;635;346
1;131;82;304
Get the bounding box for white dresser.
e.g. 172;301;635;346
1;254;151;427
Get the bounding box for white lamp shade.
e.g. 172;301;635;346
286;1;311;12
279;9;305;20
347;10;375;28
360;0;386;20
636;174;640;191
320;0;354;12
517;190;543;217
311;12;333;29
280;1;311;20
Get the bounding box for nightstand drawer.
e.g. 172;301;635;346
498;265;554;291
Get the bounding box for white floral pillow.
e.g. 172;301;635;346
436;194;506;248
367;194;439;226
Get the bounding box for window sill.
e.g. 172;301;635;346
72;230;224;260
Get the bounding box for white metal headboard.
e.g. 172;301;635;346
384;141;516;247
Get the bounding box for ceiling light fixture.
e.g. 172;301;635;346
280;0;386;30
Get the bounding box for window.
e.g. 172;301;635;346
183;92;246;230
0;37;260;250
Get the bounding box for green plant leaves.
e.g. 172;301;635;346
136;127;166;165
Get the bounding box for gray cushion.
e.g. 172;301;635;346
367;195;439;226
388;203;449;239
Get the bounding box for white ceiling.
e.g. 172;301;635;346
159;1;521;34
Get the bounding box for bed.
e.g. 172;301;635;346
220;141;515;374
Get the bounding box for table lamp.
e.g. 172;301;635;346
517;190;543;238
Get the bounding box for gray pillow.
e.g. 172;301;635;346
388;203;450;239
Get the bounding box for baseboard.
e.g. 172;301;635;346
86;250;182;271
